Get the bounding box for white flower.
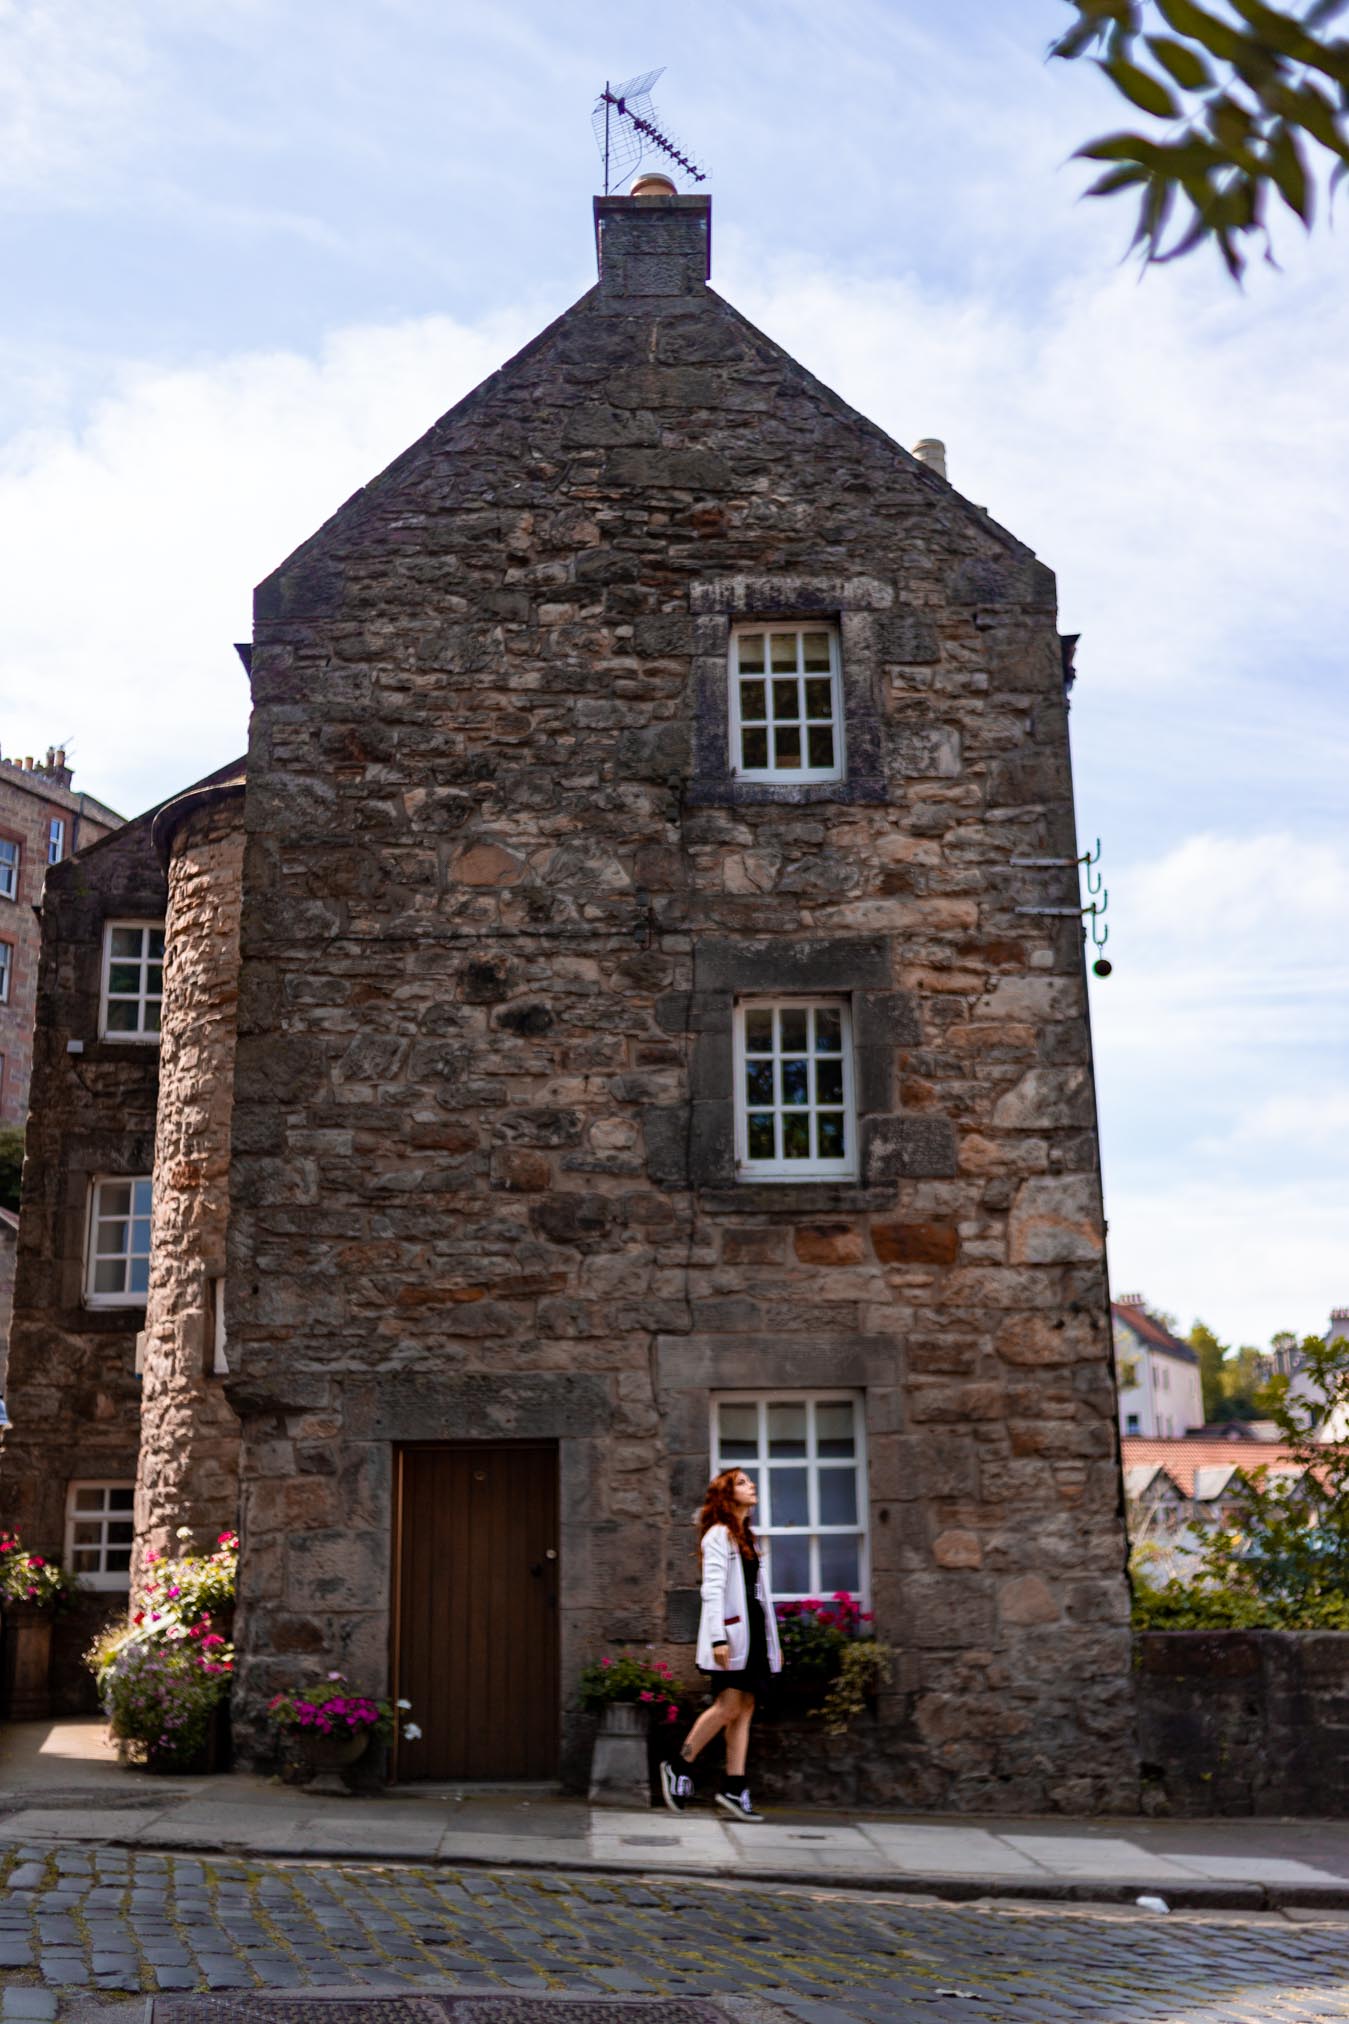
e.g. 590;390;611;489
396;1699;411;1709
327;1670;344;1681
402;1723;422;1741
176;1527;192;1540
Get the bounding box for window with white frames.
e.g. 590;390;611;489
0;838;17;901
85;1176;153;1306
48;818;65;865
64;1482;134;1590
210;1277;229;1375
712;1395;868;1601
734;999;856;1180
0;942;10;1006
730;625;843;784
99;922;165;1039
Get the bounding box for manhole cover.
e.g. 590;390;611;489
150;2001;734;2023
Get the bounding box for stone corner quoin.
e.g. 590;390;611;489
0;190;1133;1812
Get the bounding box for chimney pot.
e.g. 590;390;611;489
913;437;948;481
631;173;678;197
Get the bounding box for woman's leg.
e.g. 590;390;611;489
724;1692;755;1779
680;1688;744;1763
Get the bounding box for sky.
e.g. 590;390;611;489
1;0;1345;1348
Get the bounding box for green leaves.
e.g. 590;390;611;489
1098;54;1182;112
1147;33;1215;86
1056;0;1349;274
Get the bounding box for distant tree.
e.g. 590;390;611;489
1136;1331;1347;1625
0;1127;23;1215
1190;1319;1228;1419
1051;0;1349;277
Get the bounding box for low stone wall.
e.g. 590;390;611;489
1136;1630;1349;1816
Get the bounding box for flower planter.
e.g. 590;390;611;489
588;1700;651;1809
1;1604;54;1721
296;1728;370;1797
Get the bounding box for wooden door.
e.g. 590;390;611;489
392;1442;559;1780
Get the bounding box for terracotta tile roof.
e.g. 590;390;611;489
1112;1302;1199;1365
1121;1435;1303;1498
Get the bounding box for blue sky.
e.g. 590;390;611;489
2;0;1345;1345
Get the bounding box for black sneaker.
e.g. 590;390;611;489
659;1759;695;1814
715;1786;764;1823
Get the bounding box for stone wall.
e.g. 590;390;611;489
1136;1630;1349;1816
0;762;121;1130
134;782;245;1574
225;189;1133;1808
0;816;165;1571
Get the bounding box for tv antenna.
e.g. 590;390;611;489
593;70;707;196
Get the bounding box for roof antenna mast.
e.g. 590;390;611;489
593;70;707;195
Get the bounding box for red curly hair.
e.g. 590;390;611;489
698;1469;758;1558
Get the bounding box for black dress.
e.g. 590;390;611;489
704;1543;775;1696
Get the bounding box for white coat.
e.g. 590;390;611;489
695;1522;784;1677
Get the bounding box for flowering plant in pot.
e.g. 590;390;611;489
0;1533;79;1610
96;1624;233;1773
86;1526;238;1772
775;1593;892;1735
577;1649;689;1728
267;1673;420;1793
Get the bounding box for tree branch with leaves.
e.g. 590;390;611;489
1053;0;1349;275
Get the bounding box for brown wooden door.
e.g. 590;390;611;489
392;1442;559;1780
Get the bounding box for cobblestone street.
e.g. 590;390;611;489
0;1845;1348;2022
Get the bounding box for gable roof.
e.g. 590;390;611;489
1121;1435;1303;1497
1113;1302;1199;1365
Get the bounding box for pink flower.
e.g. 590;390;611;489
30;1557;43;1569
639;1690;654;1702
664;1707;678;1724
600;1656;611;1668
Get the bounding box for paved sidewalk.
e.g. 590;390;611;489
6;1720;1349;1909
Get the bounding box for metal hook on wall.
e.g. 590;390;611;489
1081;839;1103;898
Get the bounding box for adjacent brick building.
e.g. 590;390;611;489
0;749;122;1135
0;189;1135;1807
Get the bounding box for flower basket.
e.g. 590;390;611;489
266;1673;418;1795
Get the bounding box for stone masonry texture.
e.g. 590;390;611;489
134;780;246;1576
220;190;1135;1807
0;756;120;1133
0;812;166;1708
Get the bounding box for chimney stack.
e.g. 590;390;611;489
593;186;711;297
913;437;948;481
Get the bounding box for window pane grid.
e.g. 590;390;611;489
65;1482;135;1586
86;1177;153;1305
0;839;17;900
737;999;855;1179
0;943;10;1004
100;922;165;1038
712;1395;866;1603
732;626;842;783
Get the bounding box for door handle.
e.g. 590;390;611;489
529;1549;558;1578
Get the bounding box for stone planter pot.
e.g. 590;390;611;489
588;1700;651;1809
296;1728;371;1797
0;1604;54;1721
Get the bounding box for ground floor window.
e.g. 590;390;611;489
711;1392;867;1602
65;1482;134;1589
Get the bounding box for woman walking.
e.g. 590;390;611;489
659;1466;782;1822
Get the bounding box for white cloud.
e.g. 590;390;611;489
0;0;155;197
0;307;540;814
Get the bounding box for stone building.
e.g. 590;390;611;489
1;188;1134;1807
0;748;122;1137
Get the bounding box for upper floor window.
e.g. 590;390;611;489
85;1175;153;1306
48;819;65;865
712;1394;868;1601
99;922;164;1041
65;1482;134;1590
730;625;843;785
733;998;856;1181
0;942;11;1006
0;838;18;901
